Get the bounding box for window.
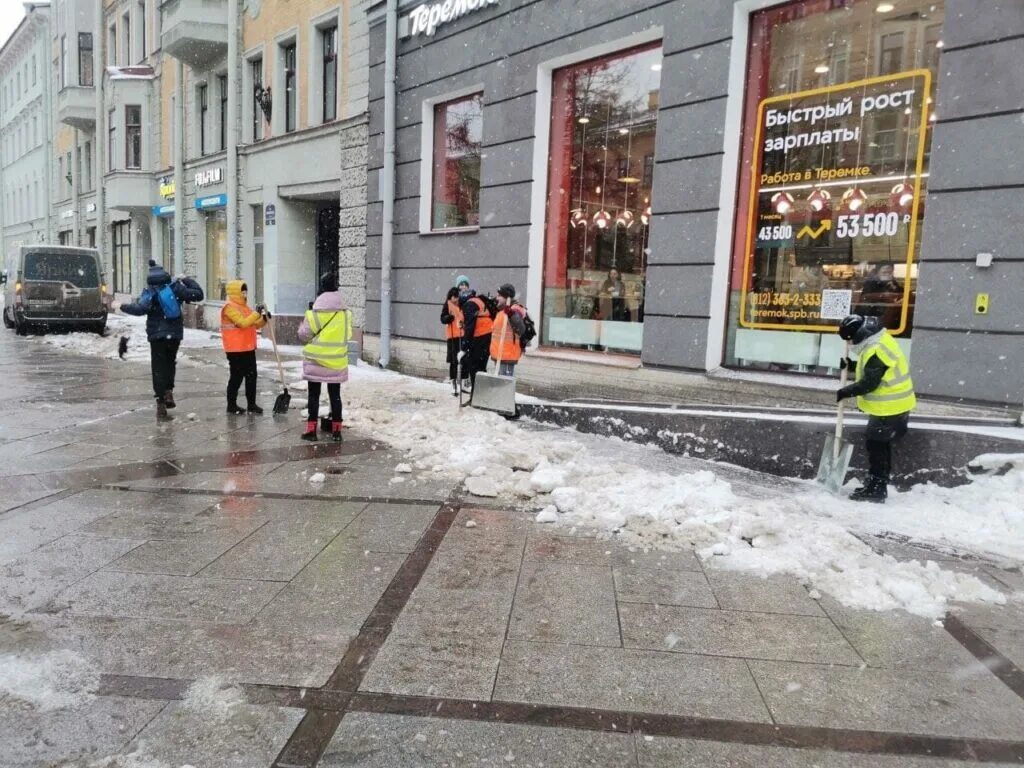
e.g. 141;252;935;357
79;33;94;86
31;116;37;146
126;105;141;169
253;206;264;305
724;0;945;376
879;32;904;76
65;152;72;194
198;84;208;155
84;141;92;190
322;26;338;122
122;13;130;66
31;55;36;85
430;93;483;230
541;44;661;353
16;72;21;97
60;35;68;89
108;108;116;171
57;156;63;194
161;217;175;271
108;25;116;65
284;43;297;132
218;75;227;151
138;0;146;60
251;57;264;141
205;209;228;300
112;220;132;294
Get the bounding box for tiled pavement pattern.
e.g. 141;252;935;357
0;335;1023;766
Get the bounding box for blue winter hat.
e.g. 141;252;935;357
456;274;470;288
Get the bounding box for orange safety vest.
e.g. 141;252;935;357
469;297;494;337
490;307;523;363
445;298;464;340
220;302;260;353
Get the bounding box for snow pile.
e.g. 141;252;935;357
0;648;100;710
339;366;1018;618
33;313;218;365
182;675;246;721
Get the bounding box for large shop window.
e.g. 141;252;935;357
725;0;943;374
542;43;662;353
205;209;228;301
431;93;482;230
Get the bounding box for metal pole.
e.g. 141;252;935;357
94;0;106;269
379;0;397;368
42;6;55;243
226;0;239;279
174;60;184;276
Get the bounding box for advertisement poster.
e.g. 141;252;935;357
738;70;931;333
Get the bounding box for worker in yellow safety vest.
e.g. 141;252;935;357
297;273;351;442
836;314;917;503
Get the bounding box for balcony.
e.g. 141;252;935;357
104;171;154;212
161;0;228;69
57;86;96;130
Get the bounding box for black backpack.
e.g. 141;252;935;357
477;294;499;320
519;312;537;349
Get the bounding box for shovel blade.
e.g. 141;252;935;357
470;372;517;416
272;389;291;415
815;434;854;494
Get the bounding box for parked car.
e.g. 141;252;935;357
1;245;109;335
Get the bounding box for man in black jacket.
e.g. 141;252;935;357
115;261;204;420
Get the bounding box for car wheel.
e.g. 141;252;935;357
93;322;107;336
2;307;13;329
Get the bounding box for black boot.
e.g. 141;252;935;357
247;404;264;415
850;477;888;503
156;400;173;421
164;390;176;409
227;403;246;415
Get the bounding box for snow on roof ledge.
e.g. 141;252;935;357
106;65;155;79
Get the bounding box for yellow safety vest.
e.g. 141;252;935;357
856;332;916;417
303;309;352;370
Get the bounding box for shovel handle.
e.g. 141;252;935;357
267;318;288;388
834;341;850;460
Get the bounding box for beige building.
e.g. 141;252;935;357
4;0;370;338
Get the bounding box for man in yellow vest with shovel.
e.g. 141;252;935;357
836;314;916;503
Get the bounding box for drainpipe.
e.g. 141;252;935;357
378;0;397;368
72;131;81;244
226;0;239;279
174;60;185;276
42;10;55;243
94;0;106;269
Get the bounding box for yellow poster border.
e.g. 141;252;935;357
737;69;933;334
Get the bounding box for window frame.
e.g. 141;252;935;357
218;74;228;151
418;85;485;234
78;33;94;87
321;24;338;123
249;55;264;142
198;83;208;156
283;42;297;133
121;12;131;67
125;104;142;169
107;108;116;172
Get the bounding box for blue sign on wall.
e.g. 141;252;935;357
195;194;228;210
151;204;175;217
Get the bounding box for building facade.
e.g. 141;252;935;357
2;0;371;340
0;3;53;256
365;0;1023;407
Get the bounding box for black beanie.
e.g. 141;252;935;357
319;272;338;294
497;283;516;299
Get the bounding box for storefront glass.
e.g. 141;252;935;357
205;209;228;301
542;43;661;354
725;0;943;374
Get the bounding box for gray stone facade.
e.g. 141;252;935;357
365;0;1023;408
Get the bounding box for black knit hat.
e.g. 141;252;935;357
497;283;516;299
319;272;338;294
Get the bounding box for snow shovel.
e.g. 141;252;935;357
470;322;517;417
815;341;854;493
266;318;291;415
456;351;470;409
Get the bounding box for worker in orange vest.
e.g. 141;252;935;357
220;280;269;415
458;279;494;390
440;278;466;395
491;283;528;377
